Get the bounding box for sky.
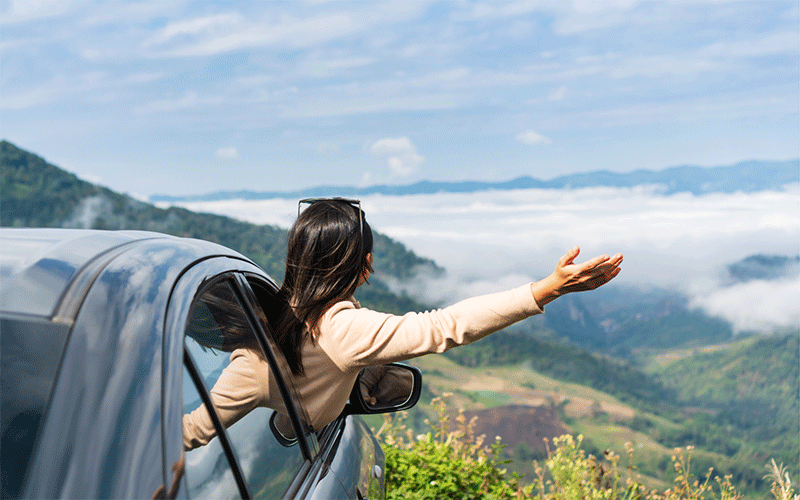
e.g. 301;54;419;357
2;0;798;198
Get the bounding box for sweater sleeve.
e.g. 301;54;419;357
317;284;543;372
182;349;265;450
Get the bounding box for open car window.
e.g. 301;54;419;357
182;277;312;498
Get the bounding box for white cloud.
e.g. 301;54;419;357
164;198;298;228
516;130;552;145
360;171;374;187
0;0;86;24
0;85;59;110
691;278;800;334
215;147;238;160
549;86;566;101
145;13;244;47
163;184;800;332
370;137;424;176
141;9;387;58
570;0;640;15
700;31;800;59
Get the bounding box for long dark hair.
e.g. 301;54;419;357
276;199;373;375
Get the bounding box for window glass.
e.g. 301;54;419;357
182;367;241;500
183;279;306;497
0;318;69;499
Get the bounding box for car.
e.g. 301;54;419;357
0;228;421;500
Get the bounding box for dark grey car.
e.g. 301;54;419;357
0;228;420;499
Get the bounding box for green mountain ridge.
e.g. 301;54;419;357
0;139;435;314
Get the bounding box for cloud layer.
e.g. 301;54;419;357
166;184;800;333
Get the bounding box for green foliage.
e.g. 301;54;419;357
649;334;799;480
381;397;795;500
380;395;528;499
1;140;100;227
444;331;676;412
557;288;736;355
443;327;798;495
532;437;752;500
607;309;733;351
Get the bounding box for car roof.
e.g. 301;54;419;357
0;228;239;319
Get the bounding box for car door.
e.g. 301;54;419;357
162;258;353;499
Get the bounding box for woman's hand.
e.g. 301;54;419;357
531;246;623;307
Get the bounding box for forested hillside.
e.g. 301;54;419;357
0;140;436;313
436;329;798;494
647;334;799;476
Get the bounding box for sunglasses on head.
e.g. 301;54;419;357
298;198;363;236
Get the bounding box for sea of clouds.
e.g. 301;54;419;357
160;184;800;333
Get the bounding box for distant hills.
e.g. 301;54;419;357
151;159;799;203
725;254;800;284
0;140;435;314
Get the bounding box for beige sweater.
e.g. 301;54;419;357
183;283;544;450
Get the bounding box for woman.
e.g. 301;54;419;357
183;198;622;449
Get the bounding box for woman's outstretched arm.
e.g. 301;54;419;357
319;247;622;370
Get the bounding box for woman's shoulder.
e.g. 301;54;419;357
317;296;360;323
316;297;394;341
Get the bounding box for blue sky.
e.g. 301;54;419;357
2;0;798;198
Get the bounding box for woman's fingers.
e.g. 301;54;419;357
558;246;581;268
578;253;612;271
590;255;623;280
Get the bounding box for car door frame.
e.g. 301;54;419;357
164;256;350;499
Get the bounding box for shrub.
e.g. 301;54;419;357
530;437;742;500
378;394;527;499
378;396;796;500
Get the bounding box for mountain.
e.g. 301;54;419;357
546;287;736;356
0;140;436;314
646;333;799;480
725;254;800;284
151;159;799;203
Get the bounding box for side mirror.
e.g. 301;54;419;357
344;363;422;415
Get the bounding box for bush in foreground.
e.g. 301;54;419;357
377;396;797;500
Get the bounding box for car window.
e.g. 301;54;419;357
0;318;70;500
182;366;242;500
183;278;306;498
